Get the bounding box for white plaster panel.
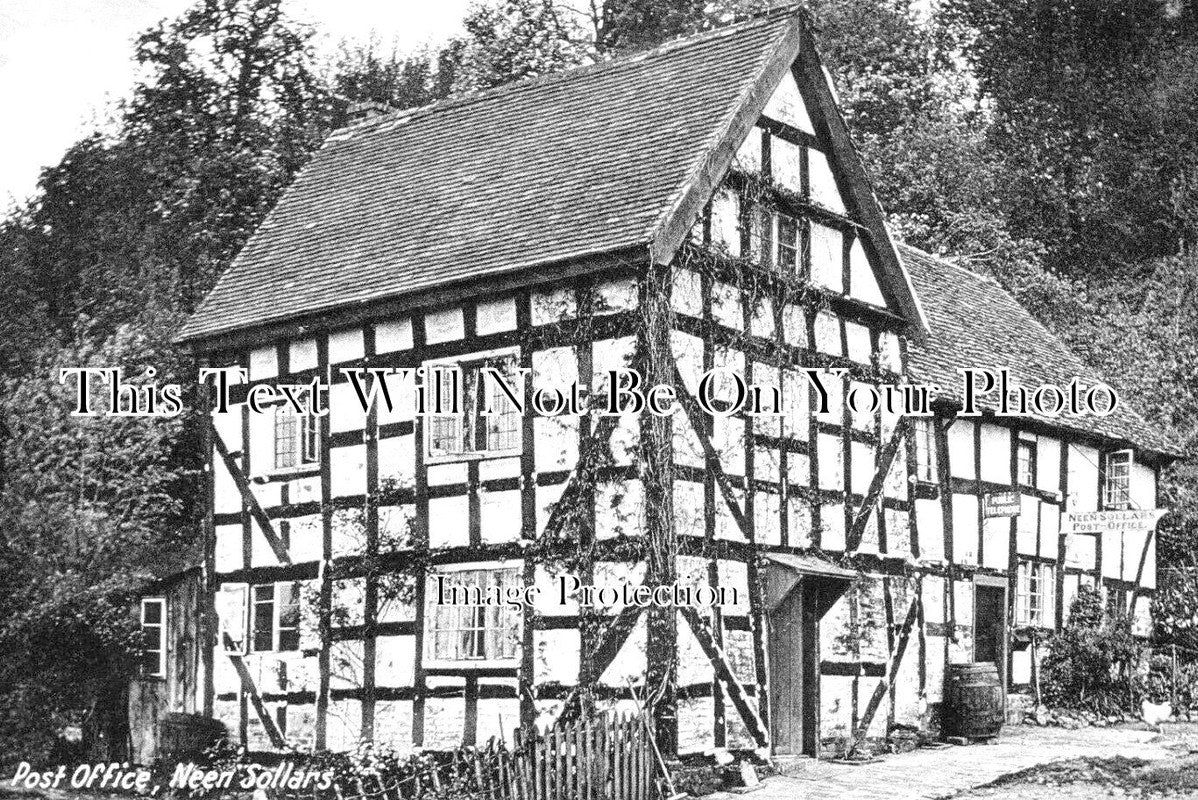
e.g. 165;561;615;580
480;489;521;544
672;268;704;317
249;346;278;380
771;135;804;194
424;308;464;344
289;339;318;372
328;328;364;364
476;297;517;335
764;74;815;133
810;222;843;292
851;238;886;306
428;495;468;548
808;147;846;213
331;443;366;497
375;318;413;353
979;424;1012;484
531;287;576;325
710;189;742;257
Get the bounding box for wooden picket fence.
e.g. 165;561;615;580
513;711;653;800
286;711;656;800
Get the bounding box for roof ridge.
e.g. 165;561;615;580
328;6;805;143
896;241;1001;285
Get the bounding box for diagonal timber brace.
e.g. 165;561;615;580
681;606;769;748
540;413;620;541
211;420;291;565
672;365;751;538
557;603;646;724
848;593;920;754
846;418;909;552
222;633;287;749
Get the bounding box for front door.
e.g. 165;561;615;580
768;584;817;755
974;584;1006;667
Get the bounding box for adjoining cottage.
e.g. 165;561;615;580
130;7;1180;764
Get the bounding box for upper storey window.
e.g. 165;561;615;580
428;352;522;461
912;418;937;483
1101;450;1133;510
1017;438;1037;488
274;401;319;471
751;206;803;274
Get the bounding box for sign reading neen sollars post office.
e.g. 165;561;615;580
983;491;1022;518
1060;509;1167;535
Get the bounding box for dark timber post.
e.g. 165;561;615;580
641;260;678;757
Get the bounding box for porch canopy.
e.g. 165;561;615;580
762;551;857;617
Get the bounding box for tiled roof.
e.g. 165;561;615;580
903;245;1182;458
177;12;803;343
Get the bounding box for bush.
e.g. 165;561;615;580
1040;586;1144;713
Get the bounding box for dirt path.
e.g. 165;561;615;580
717;724;1185;800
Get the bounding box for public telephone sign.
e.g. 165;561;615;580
983;491;1021;518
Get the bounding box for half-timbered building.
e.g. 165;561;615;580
132;7;1179;764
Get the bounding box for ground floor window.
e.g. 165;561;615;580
250;582;300;653
1016;561;1055;627
425;567;520;664
140;598;166;677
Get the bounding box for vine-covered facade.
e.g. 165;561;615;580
129;8;1179;764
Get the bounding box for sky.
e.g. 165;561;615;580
0;0;474;208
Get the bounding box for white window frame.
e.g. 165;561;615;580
272;401;320;474
912;418;937;483
1017;437;1037;488
250;582;301;653
1016;560;1055;627
423;563;522;668
1102;449;1133;510
140;597;167;678
425;348;523;463
748;203;804;276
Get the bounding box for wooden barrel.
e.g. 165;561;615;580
944;662;1004;739
158;713;227;762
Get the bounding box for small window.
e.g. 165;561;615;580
251;583;301;653
1105;583;1129;619
912;419;937;483
1017;439;1037;487
747;204;802;275
1016;561;1054;627
1102;450;1132;510
777;214;801;272
274;402;319;471
427;355;522;460
140;598;166;677
426;568;521;664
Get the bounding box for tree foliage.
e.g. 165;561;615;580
1041;586;1143;712
2;0;1197;759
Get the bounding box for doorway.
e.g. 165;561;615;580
767;583;818;755
973;581;1006;669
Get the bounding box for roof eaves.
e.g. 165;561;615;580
175;243;651;350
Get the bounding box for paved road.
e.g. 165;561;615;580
715;725;1173;800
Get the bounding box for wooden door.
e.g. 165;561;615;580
768;586;806;754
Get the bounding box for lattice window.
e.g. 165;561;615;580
251;583;300;653
912;418;937;482
426;568;521;664
274;401;319;471
1102;450;1132;510
427;354;522;460
1016;561;1055;627
1017;438;1037;487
